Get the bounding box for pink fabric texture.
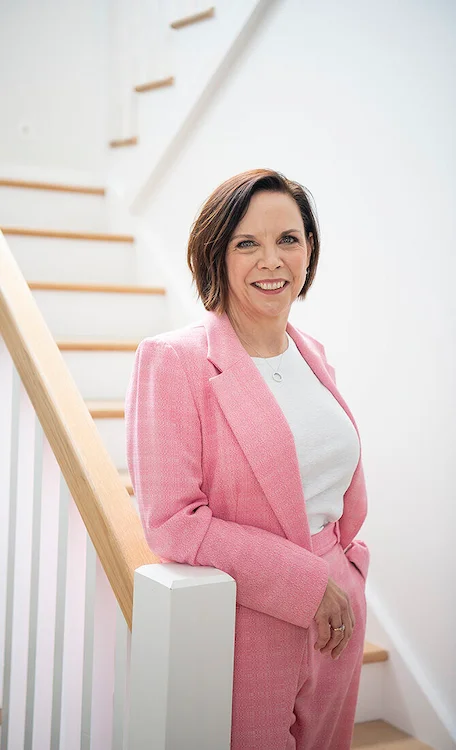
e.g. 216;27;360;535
125;309;370;749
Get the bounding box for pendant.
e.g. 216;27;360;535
272;372;283;382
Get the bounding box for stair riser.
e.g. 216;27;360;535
93;418;126;470
32;290;167;340
355;662;385;723
62;350;136;400
8;236;137;286
0;188;108;232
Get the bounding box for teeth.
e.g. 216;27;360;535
255;281;286;290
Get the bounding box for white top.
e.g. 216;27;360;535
251;333;360;535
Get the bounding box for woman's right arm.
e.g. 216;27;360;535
125;337;330;630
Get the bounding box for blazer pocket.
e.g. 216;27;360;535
344;540;370;582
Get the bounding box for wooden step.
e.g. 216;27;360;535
1;227;134;243
119;470;134;495
362;641;388;664
109;136;138;148
0;178;105;196
57;339;141;352
87;400;124;419
29;281;165;295
352;720;433;748
170;6;215;29
134;76;175;93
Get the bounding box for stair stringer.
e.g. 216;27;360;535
365;582;456;750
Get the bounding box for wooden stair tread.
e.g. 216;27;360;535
0;178;105;195
352;720;433;748
1;227;134;243
362;641;389;664
170;6;215;29
29;281;165;295
135;76;175;93
119;470;134;495
109;136;138;148
57;339;141;351
87;400;124;419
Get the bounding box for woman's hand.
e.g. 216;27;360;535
313;577;355;659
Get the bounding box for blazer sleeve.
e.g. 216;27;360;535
125;337;329;630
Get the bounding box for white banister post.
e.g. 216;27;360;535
127;564;236;750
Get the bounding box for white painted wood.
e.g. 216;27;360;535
90;558;117;750
62;350;136;401
59;497;88;750
93;418;127;472
81;540;97;750
0;187;109;232
112;606;131;750
32;289;168;340
128;563;236;750
7;235;138;286
3;381;36;750
24;418;44;750
0;341;13;709
0;364;20;750
50;477;70;750
32;441;61;750
355;662;385;723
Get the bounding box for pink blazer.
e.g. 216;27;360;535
125;309;369;630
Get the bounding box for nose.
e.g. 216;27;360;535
257;242;284;270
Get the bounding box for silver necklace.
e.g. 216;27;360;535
239;335;288;383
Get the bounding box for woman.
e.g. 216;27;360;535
125;169;370;750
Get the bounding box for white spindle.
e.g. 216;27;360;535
112;606;131;750
59;497;88;750
90;558;117;750
32;441;61;750
24;417;44;750
128;564;236;750
50;477;70;750
2;380;36;750
0;341;14;714
81;540;97;750
0;362;20;750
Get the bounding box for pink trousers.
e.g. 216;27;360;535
230;522;367;750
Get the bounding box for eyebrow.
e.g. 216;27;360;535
230;228;303;242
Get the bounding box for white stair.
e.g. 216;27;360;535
0;179;108;231
4;233;138;285
31;284;167;340
58;341;139;400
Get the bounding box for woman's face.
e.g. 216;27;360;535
225;191;313;323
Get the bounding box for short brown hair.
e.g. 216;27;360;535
187;168;320;313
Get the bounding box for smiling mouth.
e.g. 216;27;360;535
252;280;288;291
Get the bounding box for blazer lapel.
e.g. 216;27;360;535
204;310;311;548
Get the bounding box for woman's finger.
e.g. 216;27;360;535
314;617;332;651
331;611;352;659
320;619;346;654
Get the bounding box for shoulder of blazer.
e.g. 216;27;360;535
137;320;207;356
135;321;211;394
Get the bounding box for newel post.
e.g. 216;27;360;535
127;563;236;750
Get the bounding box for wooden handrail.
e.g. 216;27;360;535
0;231;157;629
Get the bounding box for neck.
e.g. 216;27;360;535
227;308;289;357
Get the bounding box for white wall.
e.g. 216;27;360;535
0;0;109;178
128;0;456;744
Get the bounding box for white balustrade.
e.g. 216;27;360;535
0;338;236;749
